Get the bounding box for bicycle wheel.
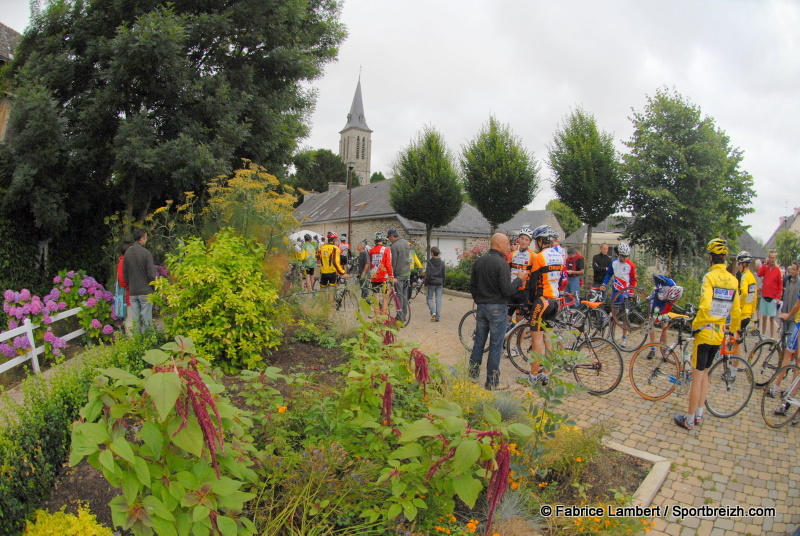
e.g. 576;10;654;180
459;309;489;354
506;321;532;374
628;342;681;401
705;355;754;418
389;290;411;327
747;339;782;387
334;288;356;312
572;337;623;395
760;365;800;428
585;307;610;339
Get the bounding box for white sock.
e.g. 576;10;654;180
695;408;704;420
685;414;695;426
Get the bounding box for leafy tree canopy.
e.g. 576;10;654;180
390;126;462;257
1;0;345;249
370;171;387;183
462;116;540;231
775;229;800;269
622;88;756;269
545;199;582;238
290;148;347;193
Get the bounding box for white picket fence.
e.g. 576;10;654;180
0;307;86;375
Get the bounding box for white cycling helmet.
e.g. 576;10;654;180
665;285;684;302
617;243;631;256
532;225;559;243
518;227;533;239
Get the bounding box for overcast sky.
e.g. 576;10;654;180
3;0;798;241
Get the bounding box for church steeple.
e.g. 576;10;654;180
339;78;372;185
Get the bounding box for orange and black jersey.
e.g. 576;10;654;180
530;247;564;300
508;248;535;290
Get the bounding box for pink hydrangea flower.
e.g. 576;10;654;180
20;289;31;301
53;276;62;284
3;289;14;301
58;302;67;310
63;278;73;287
43;316;53;325
44;331;56;343
86;297;98;307
8;319;18;330
0;344;15;358
29;301;42;315
90;319;101;329
102;325;114;335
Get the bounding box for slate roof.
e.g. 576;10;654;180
497;210;556;234
565;215;629;244
0;22;21;64
735;231;767;260
764;209;800;250
340;79;371;133
398;203;491;237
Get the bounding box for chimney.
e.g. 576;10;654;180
328;182;347;193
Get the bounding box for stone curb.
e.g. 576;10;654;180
443;288;472;299
604;440;671;507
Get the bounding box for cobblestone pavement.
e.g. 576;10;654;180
400;290;800;536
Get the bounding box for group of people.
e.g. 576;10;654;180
292;229;445;323
467;228;800;431
115;228;158;334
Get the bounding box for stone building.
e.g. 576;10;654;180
0;22;22;142
338;79;371;186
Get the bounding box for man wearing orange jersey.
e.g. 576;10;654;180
507;227;536;324
518;225;564;387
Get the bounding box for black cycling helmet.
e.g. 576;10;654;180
304;234;312;241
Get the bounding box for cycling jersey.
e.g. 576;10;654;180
530;247;564;300
301;242;317;268
369;244;394;283
692;263;742;346
603;257;637;292
650;274;676;316
318;243;345;275
737;269;758;320
338;241;350;256
508;248;534;290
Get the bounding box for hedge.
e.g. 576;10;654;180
0;334;159;536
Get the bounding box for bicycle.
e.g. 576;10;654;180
747;328;788;387
505;314;624;396
458;303;533;355
408;271;424;300
335;279;411;326
608;286;651;351
760;364;800;428
738;316;763;355
628;325;754;418
554;289;610;340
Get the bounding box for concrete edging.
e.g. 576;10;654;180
604;440;671;507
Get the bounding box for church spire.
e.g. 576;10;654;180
341;78;371;132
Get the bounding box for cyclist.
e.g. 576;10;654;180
369;232;395;316
600;242;637;348
318;232;348;296
300;234;318;292
505;235;519;262
646;275;685;357
769;261;800;407
674;238;741;431
735;251;758;338
338;234;351;272
518;225;564;387
507;227;536;326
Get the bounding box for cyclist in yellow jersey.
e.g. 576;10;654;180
318;232;348;295
734;251;758;335
675;238;741;430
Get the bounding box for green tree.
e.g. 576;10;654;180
547;107;623;259
776;229;800;268
1;0;345;274
370;171;387;183
390;126;462;257
545;199;582;238
623;88;755;271
462;116;540;231
291;148;348;193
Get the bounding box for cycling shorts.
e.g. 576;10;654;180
787;322;800;353
304;267;315;276
530;296;558;332
320;272;338;287
692;343;719;371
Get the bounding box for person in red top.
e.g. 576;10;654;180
758;250;783;339
369;232;395;315
115;242;132;333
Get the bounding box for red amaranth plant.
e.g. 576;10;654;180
157;357;225;477
382;318;396;345
484;444;511;535
409;348;430;395
381;382;394;426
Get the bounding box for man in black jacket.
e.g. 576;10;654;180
469;233;528;390
592;243;612;300
123;228;157;333
425;247;446;322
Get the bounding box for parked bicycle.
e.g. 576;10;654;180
334;280;411;326
628;322;754;418
408;271;424;300
554;288;610;340
747;328;789;387
760;364;800;428
505;313;624;396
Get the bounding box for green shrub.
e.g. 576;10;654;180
445;267;471;292
23;505;113;536
0;333;157;536
152;229;284;372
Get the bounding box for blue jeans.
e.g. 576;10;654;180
426;285;443;320
468;303;506;387
567;277;581;305
130;295;153;333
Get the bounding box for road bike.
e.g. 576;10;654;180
408;271;424;300
628;322;754;418
504;314;623;396
760;364;800;428
747;329;789;387
334;280;411;326
458;303;533;355
608;286;652;351
554;289;610;340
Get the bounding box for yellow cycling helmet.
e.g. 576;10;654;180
706;238;729;255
